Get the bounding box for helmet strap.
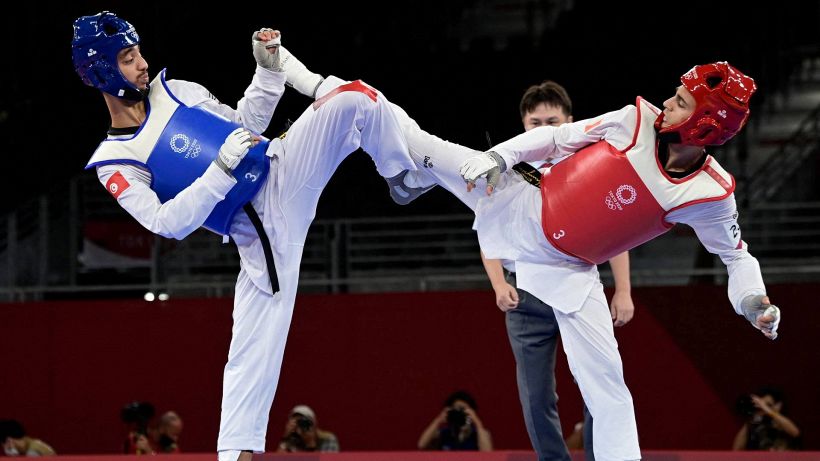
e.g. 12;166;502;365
657;129;682;145
110;84;147;102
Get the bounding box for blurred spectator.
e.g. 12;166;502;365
120;401;156;455
0;419;56;456
733;386;801;450
418;390;493;451
564;418;585;450
277;405;339;452
155;411;183;453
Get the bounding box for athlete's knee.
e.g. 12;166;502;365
317;91;371;126
319;80;379;111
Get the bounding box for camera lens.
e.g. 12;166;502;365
296;416;313;430
446;408;467;428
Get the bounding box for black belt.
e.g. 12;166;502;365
242;203;280;294
512;162;542;187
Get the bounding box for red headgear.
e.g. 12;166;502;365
656;61;757;146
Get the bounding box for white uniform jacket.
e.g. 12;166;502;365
475;101;766;315
95;66;286;292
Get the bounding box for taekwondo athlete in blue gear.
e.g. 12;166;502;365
73;12;418;461
85;70;271;236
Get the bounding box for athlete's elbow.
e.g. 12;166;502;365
168;226;195;240
148;220;194;240
153;228;186;240
237;110;270;135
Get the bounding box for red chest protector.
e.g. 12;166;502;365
540;98;735;264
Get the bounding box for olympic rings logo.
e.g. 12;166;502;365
605;196;618;210
186;143;201;159
604;184;638;211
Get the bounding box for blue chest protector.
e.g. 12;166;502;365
86;71;270;235
148;105;269;234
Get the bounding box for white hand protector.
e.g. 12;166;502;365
740;294;781;340
252;28;282;71
215;128;253;173
278;45;324;98
458;151;506;189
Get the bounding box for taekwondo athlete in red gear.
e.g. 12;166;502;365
392;61;780;461
72;12;418;461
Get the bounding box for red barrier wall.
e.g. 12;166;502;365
1;284;817;454
44;452;820;461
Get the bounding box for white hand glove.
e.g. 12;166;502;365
740;294;781;340
215;128;253;173
252;28;282;71
458;151;506;192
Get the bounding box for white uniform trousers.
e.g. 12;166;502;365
217;75;415;455
553;282;640;461
391;105;641;460
389;103;482;211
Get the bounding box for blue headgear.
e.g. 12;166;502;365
72;11;143;101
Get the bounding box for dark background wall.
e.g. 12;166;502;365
2;284;817;453
0;0;817;216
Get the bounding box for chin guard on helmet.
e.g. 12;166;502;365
656;61;756;146
72;11;143;101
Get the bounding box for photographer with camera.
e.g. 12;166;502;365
121;401;156;455
732;387;801;451
276;405;339;452
418;390;493;451
0;419;56;456
156;411;184;453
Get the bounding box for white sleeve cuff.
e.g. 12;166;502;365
202;162;238;196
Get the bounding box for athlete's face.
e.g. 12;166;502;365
522;103;572;131
660;86;696;128
118;45;149;90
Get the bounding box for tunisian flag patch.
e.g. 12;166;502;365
105;171;130;199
